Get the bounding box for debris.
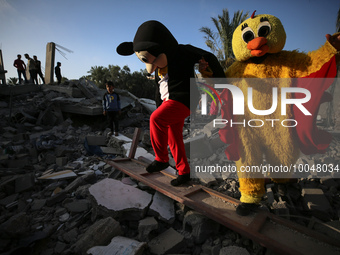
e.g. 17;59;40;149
148;228;186;255
71;217;123;255
87;236;146;255
0;80;339;255
89;178;152;220
149;191;175;223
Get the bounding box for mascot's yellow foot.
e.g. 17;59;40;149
236;203;260;216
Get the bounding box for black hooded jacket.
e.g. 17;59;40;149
117;20;225;110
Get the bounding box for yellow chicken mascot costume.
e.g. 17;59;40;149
214;11;340;216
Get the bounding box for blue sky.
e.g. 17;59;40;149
0;0;339;81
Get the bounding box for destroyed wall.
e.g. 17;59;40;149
0;86;256;255
0;80;340;254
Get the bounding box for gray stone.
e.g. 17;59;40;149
15;173;35;193
87;236;146;255
54;241;67;254
0;212;30;238
62;228;79;244
72;217;122;255
45;154;56;165
0;194;19;206
64;172;95;193
219;246;250;255
56;157;68;166
31;199;46;211
183;211;220;244
46;191;67;206
149;191;175;223
89;178;152;220
138;217;159;242
148;228;186;255
64;199;91;213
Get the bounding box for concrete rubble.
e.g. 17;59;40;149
0;81;339;254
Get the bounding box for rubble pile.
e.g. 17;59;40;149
0;82;339;254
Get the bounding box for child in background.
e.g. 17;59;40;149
102;81;121;136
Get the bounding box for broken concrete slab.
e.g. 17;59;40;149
0;84;41;96
149;191;175;223
138;217;159;242
0;194;19;207
15;173;35;193
64;199;91;213
74;81;96;99
89;178;153;220
64;172;96;193
183;210;220;244
138;98;156;113
148;228;186;255
100;146;122;155
71;217;122;255
219;246;250;255
0;212;30;238
87;236;146;255
30;199;47;211
42;84;84;98
38;170;77;180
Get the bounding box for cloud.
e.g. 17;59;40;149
0;0;15;14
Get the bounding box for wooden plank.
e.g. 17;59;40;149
248;213;268;233
106;158;340;255
38;170;77;180
128;128;142;159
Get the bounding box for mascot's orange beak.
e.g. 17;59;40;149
247;37;269;57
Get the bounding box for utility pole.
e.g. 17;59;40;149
45;42;73;84
0;49;7;85
45;42;55;85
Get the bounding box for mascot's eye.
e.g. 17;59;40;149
257;21;271;37
242;27;255;43
141;57;148;63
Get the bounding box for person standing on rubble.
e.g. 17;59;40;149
102;81;121;136
13;54;28;84
33;55;45;84
24;53;38;84
55;62;62;84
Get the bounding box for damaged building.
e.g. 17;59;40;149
0;79;340;255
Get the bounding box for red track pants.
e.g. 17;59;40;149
150;99;190;175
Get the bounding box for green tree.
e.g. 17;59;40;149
86;65;155;99
86;66;111;87
200;9;249;70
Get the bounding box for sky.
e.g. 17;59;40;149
0;0;339;81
